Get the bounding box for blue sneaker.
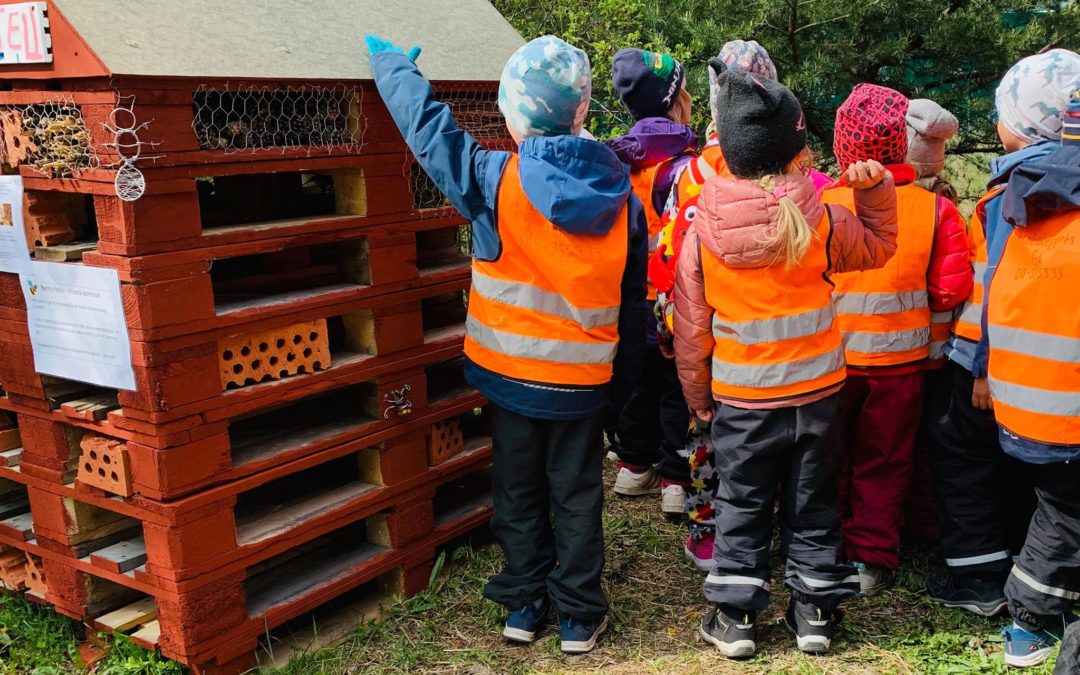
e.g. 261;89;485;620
1002;614;1078;668
502;597;549;643
559;614;608;654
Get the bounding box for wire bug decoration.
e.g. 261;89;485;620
100;96;162;202
382;384;414;419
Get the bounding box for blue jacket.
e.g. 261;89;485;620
944;142;1055;377
983;142;1080;464
371;52;648;421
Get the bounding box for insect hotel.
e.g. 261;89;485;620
0;1;521;671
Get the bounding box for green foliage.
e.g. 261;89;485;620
0;590;81;674
92;635;186;675
492;0;1080;155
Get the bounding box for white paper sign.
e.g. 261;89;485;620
21;261;135;391
0;176;30;274
0;2;52;65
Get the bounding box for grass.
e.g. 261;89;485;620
260;463;1058;675
0;463;1059;674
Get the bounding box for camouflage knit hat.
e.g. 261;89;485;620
498;36;592;138
995;49;1080;144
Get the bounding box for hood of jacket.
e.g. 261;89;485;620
989;141;1056;187
517;135;631;235
1002;144;1080;227
606;117;698;170
696;173;824;268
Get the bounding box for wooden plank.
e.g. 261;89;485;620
34;242;97;262
95;597;158;633
0;497;29;521
60;394;121;422
0;429;20;453
0;512;33;540
130;620;161;649
0;449;22;467
89;537;147;574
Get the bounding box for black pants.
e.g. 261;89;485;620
929;362;1035;579
1005;460;1080;631
1055;621;1080;675
705;394;858;613
615;345;689;481
483;403;607;621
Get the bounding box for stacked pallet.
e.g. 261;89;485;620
0;1;523;669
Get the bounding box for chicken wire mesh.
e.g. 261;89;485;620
0;100;97;177
192;84;364;154
410;86;510;216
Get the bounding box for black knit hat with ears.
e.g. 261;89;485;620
716;70;807;178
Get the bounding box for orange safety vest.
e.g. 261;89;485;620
675;144;729;206
631;153;693;301
952;189;997;344
823;183;938;367
926;309;954;367
464;155;628;387
987;209;1080;445
702;210;846;403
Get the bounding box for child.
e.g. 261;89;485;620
606;48;698;515
823;85;971;595
674;69;898;658
650;40;782;568
985;55;1080;668
904;98;961;543
366;34;648;654
927;52;1078;627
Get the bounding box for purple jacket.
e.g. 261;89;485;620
607;118;698;215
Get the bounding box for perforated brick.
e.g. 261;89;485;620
219;319;331;390
23;191;83;251
427;418;464;467
76;434;133;497
25;553;45;595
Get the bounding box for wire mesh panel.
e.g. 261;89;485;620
0;101;96;177
192;85;364;154
410;85;509;216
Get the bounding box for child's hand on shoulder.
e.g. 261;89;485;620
844;160;888;190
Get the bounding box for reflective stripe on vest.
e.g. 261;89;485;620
702;210;846;403
929;310;954;361
954;192;995;343
471;269;620;330
823;183;937;367
987;208;1080;445
464;154;627;387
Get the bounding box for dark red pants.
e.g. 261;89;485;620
833;371;924;570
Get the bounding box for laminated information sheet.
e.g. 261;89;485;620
0;176;31;274
21;260;136;390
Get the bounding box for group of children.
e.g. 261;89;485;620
365;33;1079;667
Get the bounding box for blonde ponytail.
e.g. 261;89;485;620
756;175;816;269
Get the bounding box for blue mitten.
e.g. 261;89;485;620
365;35;421;62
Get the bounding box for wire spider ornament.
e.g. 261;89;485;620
101;97;162;202
382;384;414;419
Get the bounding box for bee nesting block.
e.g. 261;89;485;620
77;434;133;497
25;554;46;596
220;319;331;390
427;418;464;467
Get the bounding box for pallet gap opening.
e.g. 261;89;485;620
433;467;493;529
211;238;370;315
416;224;470;275
228;382;380;468
244;516;392;618
421;291;467;345
424;356;468;404
234;447;384;546
197;168;366;231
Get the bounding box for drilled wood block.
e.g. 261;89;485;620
25;554;45;595
77;434;133;497
427;418;464;467
219;319;331;390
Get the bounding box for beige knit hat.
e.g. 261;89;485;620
906;99;959;178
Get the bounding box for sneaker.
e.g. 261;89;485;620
613;462;661;496
1002;614;1078;668
699;604;756;659
684;532;714;572
784;599;838;654
852;561;895;596
661;480;687;515
925;571;1007;617
502;597;550;643
559;614;608;654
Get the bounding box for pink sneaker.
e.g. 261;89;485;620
685;532;714;571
